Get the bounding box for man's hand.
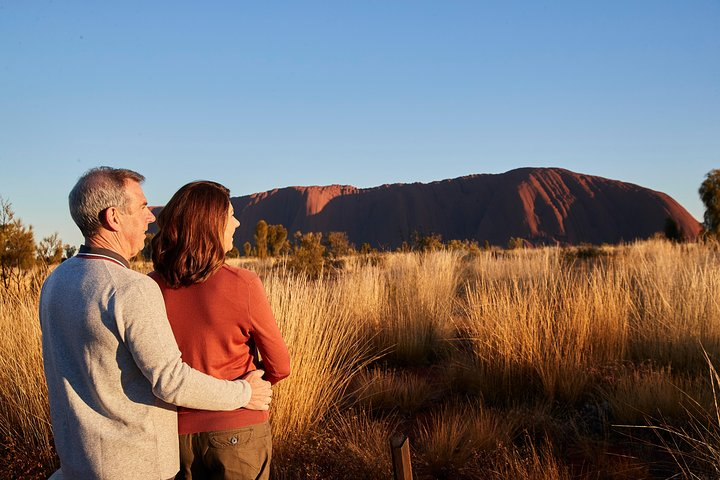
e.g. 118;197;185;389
240;369;273;411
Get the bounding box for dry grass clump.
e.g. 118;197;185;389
5;238;720;478
416;403;519;478
622;241;720;372
376;251;462;365
262;272;376;443
628;352;720;478
0;285;56;476
328;411;398;477
333;259;387;329
486;438;574;480
457;250;631;404
606;365;710;426
272;411;399;480
347;366;440;415
447;350;542;405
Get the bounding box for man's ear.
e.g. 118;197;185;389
101;207;122;232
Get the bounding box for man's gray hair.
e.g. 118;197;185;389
69;167;145;237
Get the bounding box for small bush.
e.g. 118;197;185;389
288;231;326;278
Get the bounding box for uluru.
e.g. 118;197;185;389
222;167;700;249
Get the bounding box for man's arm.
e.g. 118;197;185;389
115;276;270;411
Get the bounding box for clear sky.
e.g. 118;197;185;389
1;1;718;248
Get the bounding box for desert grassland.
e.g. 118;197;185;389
2;239;720;478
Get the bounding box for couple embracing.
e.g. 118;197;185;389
40;167;290;480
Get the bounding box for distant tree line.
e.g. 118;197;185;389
236;220;497;277
0;197;76;290
5;166;719;289
246;220;358;277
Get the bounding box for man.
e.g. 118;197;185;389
40;167;273;480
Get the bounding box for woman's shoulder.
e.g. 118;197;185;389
147;270;168;288
219;263;260;284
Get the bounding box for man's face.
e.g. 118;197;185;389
118;180;155;259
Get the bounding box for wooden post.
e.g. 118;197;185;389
390;434;413;480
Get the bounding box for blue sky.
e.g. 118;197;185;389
1;1;719;248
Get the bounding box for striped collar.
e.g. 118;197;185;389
77;245;130;269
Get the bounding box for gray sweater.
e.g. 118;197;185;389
40;255;251;479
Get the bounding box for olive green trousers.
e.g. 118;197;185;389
175;421;272;480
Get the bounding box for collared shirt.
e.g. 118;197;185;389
76;244;130;269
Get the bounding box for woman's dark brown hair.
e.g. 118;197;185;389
152;181;231;288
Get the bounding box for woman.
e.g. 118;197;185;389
150;181;290;480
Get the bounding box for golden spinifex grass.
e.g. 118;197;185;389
622;241;720;370
458;247;634;403
0;285;55;466
348;366;440;414
605;364;709;425
379;251;461;364
3;238;720;477
417;403;520;477
487;437;575;480
262;272;378;443
327;411;397;477
459;241;720;404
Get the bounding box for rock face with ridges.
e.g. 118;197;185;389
223;167;701;248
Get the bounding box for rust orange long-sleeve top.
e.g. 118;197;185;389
149;264;290;435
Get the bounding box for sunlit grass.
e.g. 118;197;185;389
0;285;56;472
487;438;574;480
416;403;520;478
377;251;461;364
3;238;720;478
263;272;377;443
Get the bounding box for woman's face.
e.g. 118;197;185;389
223;204;240;253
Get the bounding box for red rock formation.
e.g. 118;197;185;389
223;167;702;249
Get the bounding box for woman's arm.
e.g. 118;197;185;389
247;275;291;384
